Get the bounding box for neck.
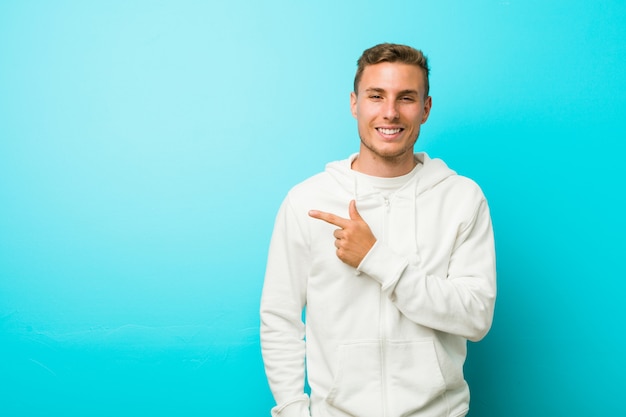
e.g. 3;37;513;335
351;152;417;178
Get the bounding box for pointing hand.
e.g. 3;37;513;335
309;200;376;268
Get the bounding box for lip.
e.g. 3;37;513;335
376;126;404;140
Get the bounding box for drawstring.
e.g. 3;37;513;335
353;171;359;207
351;154;359;208
412;176;419;256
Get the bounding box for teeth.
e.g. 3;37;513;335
378;128;401;135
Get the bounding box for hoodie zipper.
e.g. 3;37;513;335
380;195;390;417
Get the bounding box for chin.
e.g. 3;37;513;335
376;144;414;157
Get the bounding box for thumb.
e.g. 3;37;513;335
348;200;363;221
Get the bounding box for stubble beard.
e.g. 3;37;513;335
359;132;419;165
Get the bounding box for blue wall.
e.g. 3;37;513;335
1;1;624;415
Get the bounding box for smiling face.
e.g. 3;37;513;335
350;61;432;176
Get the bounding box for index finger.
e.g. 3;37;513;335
308;209;350;228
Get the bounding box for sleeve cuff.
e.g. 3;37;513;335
356;240;409;290
271;394;311;417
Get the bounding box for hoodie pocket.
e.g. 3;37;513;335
325;342;383;417
386;339;447;416
324;340;446;417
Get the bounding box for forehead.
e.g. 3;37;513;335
359;62;426;93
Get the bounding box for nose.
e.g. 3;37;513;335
383;100;399;120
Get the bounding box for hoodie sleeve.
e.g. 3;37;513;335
260;195;312;417
356;194;496;342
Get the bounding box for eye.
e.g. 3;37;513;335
369;94;382;100
400;96;416;102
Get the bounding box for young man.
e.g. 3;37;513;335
260;43;496;417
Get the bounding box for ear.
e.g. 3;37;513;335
421;95;432;124
350;91;358;119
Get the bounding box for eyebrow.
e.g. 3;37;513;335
364;87;420;96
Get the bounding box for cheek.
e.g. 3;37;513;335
360;105;380;121
406;110;425;126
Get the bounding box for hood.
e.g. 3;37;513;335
325;152;456;200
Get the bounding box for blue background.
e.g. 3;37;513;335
1;1;625;415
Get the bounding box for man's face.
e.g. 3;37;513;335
350;62;432;164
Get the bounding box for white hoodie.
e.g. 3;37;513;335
260;153;496;417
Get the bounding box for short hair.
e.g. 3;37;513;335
353;43;430;97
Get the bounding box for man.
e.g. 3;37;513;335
260;43;496;417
